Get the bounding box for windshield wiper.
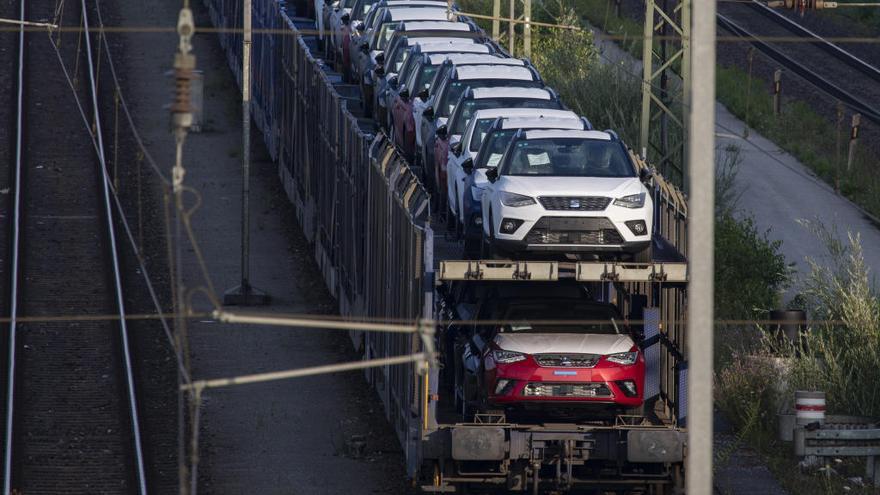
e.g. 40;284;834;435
610;317;620;334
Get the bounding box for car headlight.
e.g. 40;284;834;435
605;351;638;365
613;192;645;209
493;349;526;364
471;186;485;202
499;192;536;207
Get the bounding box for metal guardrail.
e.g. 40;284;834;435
795;423;880;487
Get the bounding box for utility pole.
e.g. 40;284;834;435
687;0;716;492
224;0;270;305
639;0;690;187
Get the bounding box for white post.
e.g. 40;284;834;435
686;0;716;491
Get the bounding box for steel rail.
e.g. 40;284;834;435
747;0;880;85
2;0;25;491
716;13;880;125
79;1;148;493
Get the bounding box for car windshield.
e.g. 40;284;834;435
500;304;621;335
389;45;410;72
373;22;401;50
449;97;559;135
412;65;439;92
468;118;501;152
341;0;357;8
438;80;542;118
475;129;513;164
502;137;635;177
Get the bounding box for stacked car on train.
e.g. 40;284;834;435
320;0;655;418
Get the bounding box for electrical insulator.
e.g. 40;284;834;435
171;7;196;131
765;0;838;13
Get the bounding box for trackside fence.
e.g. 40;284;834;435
203;0;434;464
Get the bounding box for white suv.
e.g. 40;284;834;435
446;107;581;227
480;129;654;260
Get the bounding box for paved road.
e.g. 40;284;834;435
590;27;880;293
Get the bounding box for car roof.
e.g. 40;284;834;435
471;108;578;122
500;114;584;130
405;36;477;47
414;41;490;54
385;7;450;21
379;0;450;5
431;53;520;65
468;87;550;100
398;20;472;31
522;129;612;140
454;64;535;80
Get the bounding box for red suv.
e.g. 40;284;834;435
457;297;645;416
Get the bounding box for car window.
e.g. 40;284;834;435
476;130;514;167
341;0;357;8
411;64;438;93
502;138;636;177
449;98;557;135
500;304;621;335
373;22;401;50
468;118;497;152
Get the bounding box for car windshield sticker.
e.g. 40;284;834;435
527;152;551;166
486;153;502;167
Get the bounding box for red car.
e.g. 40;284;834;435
458;298;645;416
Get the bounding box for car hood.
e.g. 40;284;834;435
494;333;634;355
498;176;645;198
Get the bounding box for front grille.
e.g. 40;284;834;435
538;196;611;211
525;217;624;246
522;382;613;398
534;353;599;368
525;230;624;245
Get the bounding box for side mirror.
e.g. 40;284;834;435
639;167;653;183
399;87;410;100
436;124;448;139
374;66;385;77
462;158;474;175
486;168;498;183
418;88;429;101
388;75;399;88
341;13;350;24
375;52;385;64
360;41;369;53
355;21;365;31
451;141;462;156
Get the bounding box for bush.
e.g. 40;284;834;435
715;352;782;447
788;225;880;418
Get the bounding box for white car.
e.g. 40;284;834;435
447;109;588;245
446;106;579;225
480;129;654;260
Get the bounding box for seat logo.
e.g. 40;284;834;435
569;199;580;209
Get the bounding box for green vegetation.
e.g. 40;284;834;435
716;65;880;217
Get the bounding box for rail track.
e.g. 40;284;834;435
717;1;880;124
1;0;148;492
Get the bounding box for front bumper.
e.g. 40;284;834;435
493;216;650;254
489;360;645;407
